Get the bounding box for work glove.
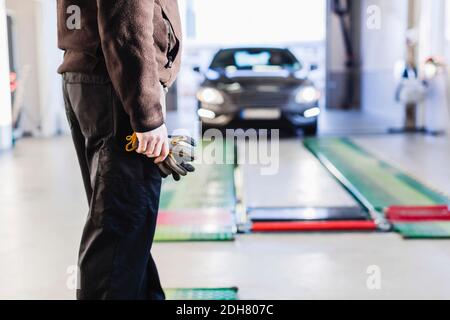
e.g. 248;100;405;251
157;135;196;181
126;133;196;181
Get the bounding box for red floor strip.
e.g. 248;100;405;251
252;220;377;232
386;205;450;222
157;209;234;226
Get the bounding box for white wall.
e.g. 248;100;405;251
181;0;326;45
34;0;65;136
0;0;12;150
5;0;64;137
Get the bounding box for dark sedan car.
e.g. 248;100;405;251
194;47;321;135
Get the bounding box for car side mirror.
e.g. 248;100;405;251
310;64;318;72
193;66;201;73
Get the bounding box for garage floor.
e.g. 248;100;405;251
0;111;449;300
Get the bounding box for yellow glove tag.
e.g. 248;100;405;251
125;132;138;152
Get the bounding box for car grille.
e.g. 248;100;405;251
230;91;291;108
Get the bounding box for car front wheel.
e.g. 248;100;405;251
301;121;318;136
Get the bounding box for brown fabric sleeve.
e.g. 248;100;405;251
96;0;164;132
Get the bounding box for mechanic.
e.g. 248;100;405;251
57;0;182;300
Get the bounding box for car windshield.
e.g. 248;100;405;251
210;48;302;71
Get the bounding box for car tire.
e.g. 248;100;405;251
200;123;208;136
302;122;318;136
199;121;215;136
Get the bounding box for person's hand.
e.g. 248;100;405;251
135;124;170;163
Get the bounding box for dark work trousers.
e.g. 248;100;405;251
62;72;165;300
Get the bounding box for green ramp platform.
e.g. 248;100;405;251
156;140;237;242
394;222;450;239
160;140;236;211
155;210;236;242
165;288;239;300
304;138;450;212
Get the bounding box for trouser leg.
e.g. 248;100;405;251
62;81;93;202
62;73;165;300
145;254;165;299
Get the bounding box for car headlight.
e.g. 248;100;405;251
295;86;320;104
304;107;321;118
197;88;224;105
197;108;216;119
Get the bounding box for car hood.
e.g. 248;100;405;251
226;69;292;79
206;68;308;88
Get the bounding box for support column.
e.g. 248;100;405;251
0;0;13;150
417;0;449;132
404;0;421;129
326;0;361;110
360;0;409;121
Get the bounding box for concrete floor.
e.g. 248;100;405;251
1;109;450;300
240;139;357;209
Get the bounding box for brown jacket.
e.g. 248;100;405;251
57;0;182;132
